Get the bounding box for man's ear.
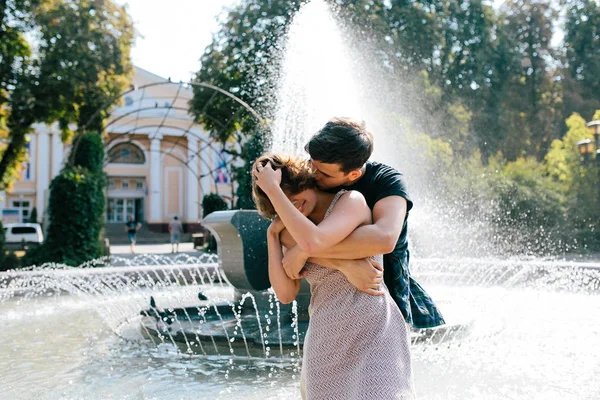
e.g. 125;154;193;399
347;169;362;182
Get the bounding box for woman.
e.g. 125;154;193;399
252;154;415;400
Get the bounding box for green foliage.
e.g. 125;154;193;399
546;111;600;251
68;132;105;171
0;221;6;268
202;194;229;218
34;0;134;134
195;0;600;255
563;0;600;121
202;193;229;253
493;157;566;233
28;207;38;223
24;132;106;266
234;132;266;209
190;1;301;142
0;0;133;192
189;1;301;197
545;113;591;190
1;252;21;272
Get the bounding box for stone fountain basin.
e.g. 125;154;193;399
139;291;472;358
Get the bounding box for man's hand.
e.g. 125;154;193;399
253;161;282;195
282;245;309;280
267;215;285;235
336;258;385;296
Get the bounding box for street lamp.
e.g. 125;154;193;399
576;120;600;164
588;120;600;150
576;138;594;162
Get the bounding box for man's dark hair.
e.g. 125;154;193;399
304;117;374;173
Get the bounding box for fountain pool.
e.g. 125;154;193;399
1;257;599;399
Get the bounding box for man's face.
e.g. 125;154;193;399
309;159;354;190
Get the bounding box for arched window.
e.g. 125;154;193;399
107;143;145;164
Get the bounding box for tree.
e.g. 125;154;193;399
562;0;600;122
0;0;41;189
499;0;561;160
189;1;302;207
23;132;106;266
545;112;600;251
0;0;133;191
233;132;266;209
33;0;134;134
190;1;301;142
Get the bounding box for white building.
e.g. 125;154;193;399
0;66;235;232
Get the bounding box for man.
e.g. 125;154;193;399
269;117;444;329
124;215;141;254
169;215;184;253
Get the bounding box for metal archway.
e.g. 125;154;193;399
71;79;265;206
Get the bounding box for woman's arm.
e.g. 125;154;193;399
255;163;370;254
263;188;370;256
267;226;301;304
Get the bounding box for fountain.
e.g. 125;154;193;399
2;1;600;399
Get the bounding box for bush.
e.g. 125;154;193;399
1;252;20;272
202;193;229;252
28;207;38;223
0;221;5;268
202;193;229;218
68;132;105;172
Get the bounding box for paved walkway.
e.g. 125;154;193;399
110;242;198;255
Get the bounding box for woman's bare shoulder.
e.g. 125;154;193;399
338;189;368;208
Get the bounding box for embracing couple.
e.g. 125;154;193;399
252;117;445;400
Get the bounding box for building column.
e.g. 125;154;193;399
51;132;63;178
36;129;50;217
199;148;212;212
186;135;199;222
149;136;162;222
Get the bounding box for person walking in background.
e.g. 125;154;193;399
169;215;183;253
125;215;141;253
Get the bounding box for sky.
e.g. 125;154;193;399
116;0;563;83
115;0;238;82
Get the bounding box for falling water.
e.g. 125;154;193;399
270;0;364;154
2;1;600;399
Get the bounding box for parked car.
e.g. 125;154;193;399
3;223;44;250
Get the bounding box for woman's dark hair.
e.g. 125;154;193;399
304;117;374;173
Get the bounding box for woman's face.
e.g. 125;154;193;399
286;189;317;217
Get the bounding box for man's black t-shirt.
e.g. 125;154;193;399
345;161;414;322
328;161;445;328
344;161;445;329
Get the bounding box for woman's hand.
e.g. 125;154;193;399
268;215;285;235
253;161;282;195
282;245;309;279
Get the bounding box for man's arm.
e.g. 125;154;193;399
306;195;407;259
280;227;386;296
